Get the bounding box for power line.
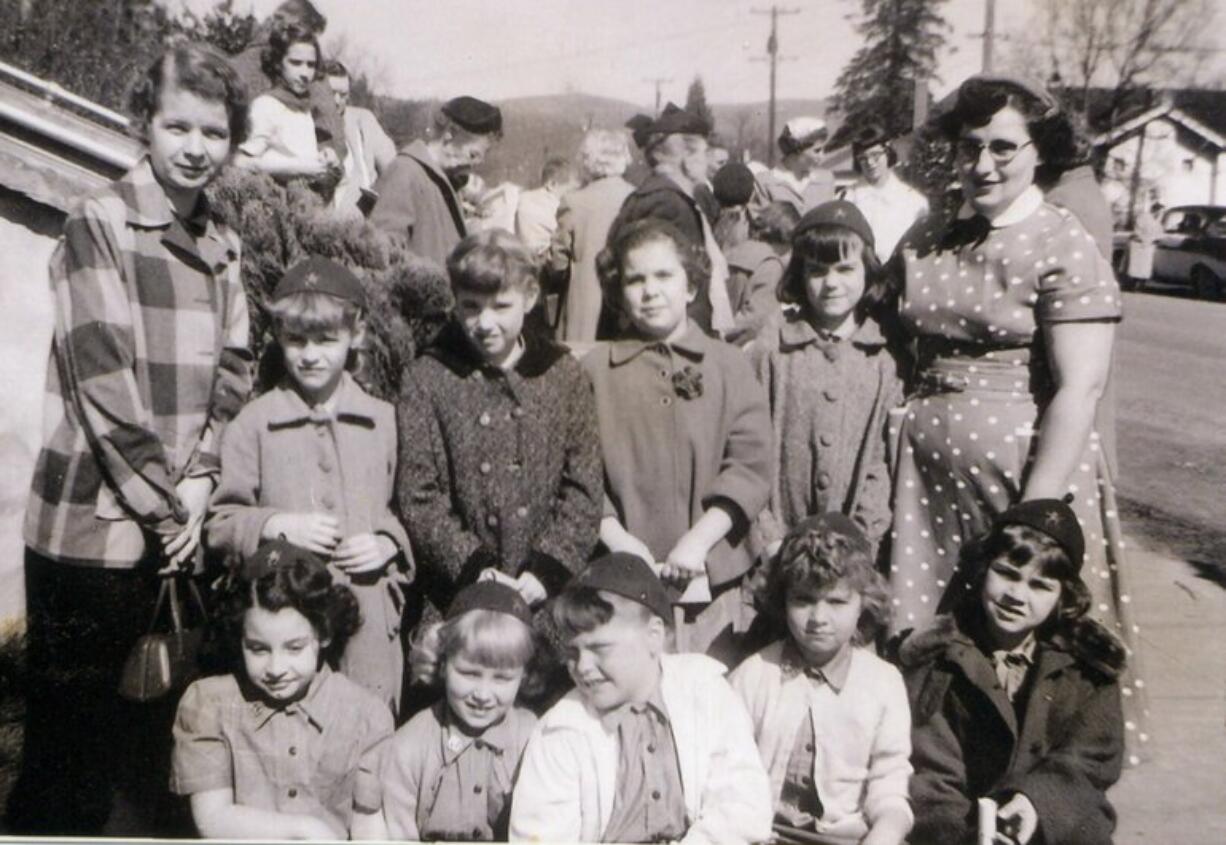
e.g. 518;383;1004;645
751;5;801;166
643;77;674;115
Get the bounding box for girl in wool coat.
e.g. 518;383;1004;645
894;497;1125;845
751;200;905;560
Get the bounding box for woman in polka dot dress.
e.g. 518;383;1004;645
886;74;1149;763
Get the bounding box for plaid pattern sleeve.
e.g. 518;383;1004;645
24;158;253;567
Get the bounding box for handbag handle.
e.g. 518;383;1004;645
148;575;209;637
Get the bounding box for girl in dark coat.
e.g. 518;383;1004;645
894;496;1125;845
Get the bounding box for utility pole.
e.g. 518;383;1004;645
643;77;673;115
981;0;997;72
752;5;800;166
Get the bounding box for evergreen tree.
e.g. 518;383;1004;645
832;0;950;138
684;75;715;133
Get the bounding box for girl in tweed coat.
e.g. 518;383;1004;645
397;230;602;703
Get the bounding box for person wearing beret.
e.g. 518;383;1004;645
894;498;1126;845
759;116;836;216
885;73;1148;760
369;95;503;268
510;553;773;844
839;123;928;261
605;102;735;338
206;256;413;715
711;162;784;345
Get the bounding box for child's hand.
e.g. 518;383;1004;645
515;571;548;607
995;793;1038;845
479;567;519;589
332;533;397;574
262;512;342;556
160;475;215;572
661;534;708;585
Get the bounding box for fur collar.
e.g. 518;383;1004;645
895;613;1125;681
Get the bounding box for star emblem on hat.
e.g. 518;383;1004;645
267;549;281;566
834;208;846;218
303;271;319;288
1044;512;1063;528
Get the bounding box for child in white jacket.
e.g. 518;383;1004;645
510;553;772;844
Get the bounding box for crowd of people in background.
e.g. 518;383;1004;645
5;1;1154;843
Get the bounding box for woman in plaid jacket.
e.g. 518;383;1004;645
8;44;253;836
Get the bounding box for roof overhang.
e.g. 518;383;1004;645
1094;102;1226;152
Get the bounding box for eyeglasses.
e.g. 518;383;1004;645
955;138;1034;165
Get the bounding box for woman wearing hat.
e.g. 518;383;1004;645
369;96;503;268
840;124;928;261
885;74;1147;761
759;117;836;216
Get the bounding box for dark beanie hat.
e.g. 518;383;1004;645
446;581;533;627
995;494;1085;572
712;162;756;207
274;256;367;307
567;553;673;622
240;538;327;581
442;95;503;135
647;102;711;138
793;200;876;250
625;113;654;149
851;123;893;156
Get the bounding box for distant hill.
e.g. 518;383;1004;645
371;91;831;186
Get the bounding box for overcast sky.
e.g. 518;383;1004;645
172;0;1212;106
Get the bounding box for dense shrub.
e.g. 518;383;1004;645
206;168;452;402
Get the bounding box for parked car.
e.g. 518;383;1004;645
1114;205;1226;300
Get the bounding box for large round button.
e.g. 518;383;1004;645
479;462;492;474
479;412;492;427
288;787;298;798
473;784;483;795
289;746;298;756
816;472;831;491
651;790;661;801
512;407;525;419
818;433;834;448
516;506;528;518
486;514;499;528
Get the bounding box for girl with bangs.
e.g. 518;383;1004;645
207;257;413;716
381;582;541;841
896;498;1125;845
751;201;905;564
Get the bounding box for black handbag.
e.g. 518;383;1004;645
118;576;207;702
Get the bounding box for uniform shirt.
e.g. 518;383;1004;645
381;703;537;841
24;156;251;567
171;667;393;839
582;327;771;587
842;172;929;261
601;689;688;843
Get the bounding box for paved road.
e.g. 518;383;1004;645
1114;291;1226;568
1110;291;1226;843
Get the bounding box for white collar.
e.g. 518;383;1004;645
958;184;1044;227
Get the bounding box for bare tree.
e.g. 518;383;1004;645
1033;0;1215;119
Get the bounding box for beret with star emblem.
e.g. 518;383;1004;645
273;256;366;308
793;199;876;251
995;494;1085;572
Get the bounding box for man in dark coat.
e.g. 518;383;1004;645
369;97;503;268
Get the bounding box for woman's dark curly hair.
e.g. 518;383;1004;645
760;515;892;647
214;548;361;670
777;223;890;324
127;42;249;147
260;20;322;84
596;218;710;319
936;76;1081;173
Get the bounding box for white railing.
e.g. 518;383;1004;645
0;58;131;130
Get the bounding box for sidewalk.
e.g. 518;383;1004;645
1112;536;1226;842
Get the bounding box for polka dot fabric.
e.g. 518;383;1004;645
887;202;1149;764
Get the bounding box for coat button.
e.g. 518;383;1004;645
819;433;834;448
816;472;831;490
288;787;298;798
480;461;492;474
516;506;528;518
288;746;297;756
474;784;483;794
805;742;814;753
479;412;492;426
487;514;499;528
647;743;656;753
651;790;661;801
660;395;673;406
512;407;525;419
318;459;332;473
